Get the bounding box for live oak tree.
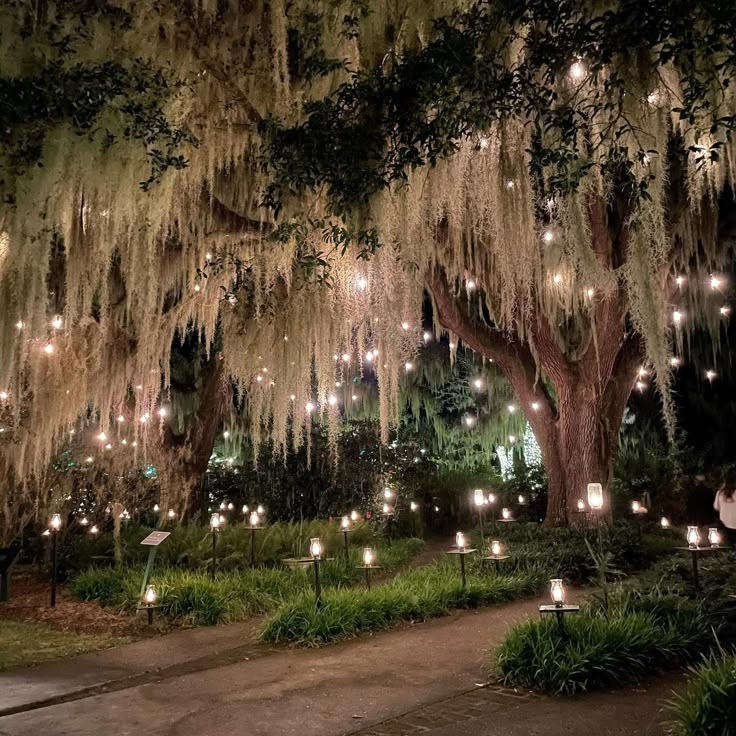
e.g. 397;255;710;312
0;1;735;533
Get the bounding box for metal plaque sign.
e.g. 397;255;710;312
140;531;171;547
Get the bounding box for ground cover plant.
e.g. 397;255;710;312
667;649;736;736
72;537;424;626
261;556;547;646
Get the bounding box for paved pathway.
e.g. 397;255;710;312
0;595;681;736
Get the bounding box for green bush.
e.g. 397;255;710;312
495;595;711;695
71;538;424;626
261;557;546;646
668;650;736;736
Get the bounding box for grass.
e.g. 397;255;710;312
494;591;712;695
261;557;547;646
667;649;736;735
0;620;125;671
71;538;424;626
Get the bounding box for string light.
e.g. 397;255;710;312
0;391;8;401
157;407;167;418
423;331;432;342
15;320;23;331
97;432;107;442
706;369;717;381
223;431;230;439
473;378;483;389
542;229;555;244
675;275;685;287
341;353;350;363
636;380;646;392
531;401;540;411
505;180;515;190
670;357;681;368
586;288;595;299
466;279;476;290
328;394;338;407
553;273;562;285
464;415;476;427
710;275;723;290
508;434;516;443
352;394;358;401
569;59;586;80
85;456;93;463
356;275;368;290
507;404;516;414
401;321;410;331
672;310;683;325
51;315;63;329
405;362;414;372
43;343;54;354
720;305;731;316
306;401;315;413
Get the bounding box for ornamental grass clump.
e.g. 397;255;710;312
261;558;546;646
495;593;712;695
667;650;736;736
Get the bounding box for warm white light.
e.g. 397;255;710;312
491;540;502;557
350;510;359;522
631;500;641;513
290;394;296;401
569;59;586;80
210;512;221;530
586;288;595;299
518;494;525;504
531;401;540;411
710;275;722;290
139;414;149;424
383;488;393;500
223;431;230;439
15;320;24;331
257;505;265;515
505;180;515;190
194;284;201;292
502;507;511;520
542;229;555;244
410;501;418;512
50;513;62;531
709;528;720;547
487;493;496;505
341;353;350;363
638;366;648;378
647;90;660;105
466;279;476;290
104;443;112;450
423;331;432;342
351;394;358;401
577;499;585;512
249;511;260;527
464;415;475;427
241;504;249;514
382;503;392;514
672;310;683;325
478;136;490;149
306;401;315;413
219;501;227;510
587;482;604;510
473;378;483;389
720;306;731;317
676;275;685;287
405;362;414;372
706;369;717;381
636;381;646;392
401;322;410;331
507;404;516;414
0;391;8;401
687;526;700;548
117;415;125;423
356;275;368;290
341;515;350;530
553;273;562;285
670;357;681;368
44;343;54;354
42;529;51;537
550;578;565;606
167;509;176;520
90;525;99;535
328;394;338;407
362;547;374;566
153;504;160;512
509;435;517;444
455;531;466;550
310;537;322;559
144;585;157;605
80;516;89;526
256;375;263;383
474;489;485;507
85;456;93;463
205;252;212;261
660;517;670;528
97;432;107;442
51;315;63;330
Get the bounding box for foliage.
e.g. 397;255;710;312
495;594;711;695
667;649;736;736
261;557;547;645
71;537;424;625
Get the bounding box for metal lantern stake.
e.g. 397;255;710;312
358;547;380;590
210;513;221;579
382;504;395;546
409;501;419;537
447;532;476;589
249;511;262;566
49;514;62;607
539;577;579;633
483;540;509;574
340;516;352;561
141;584;159;626
310;537;323;609
473;490;486;555
676;526;724;592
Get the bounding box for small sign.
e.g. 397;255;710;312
141;531;171;547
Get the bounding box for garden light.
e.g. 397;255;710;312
153;504;160;512
382;503;393;515
487;493;496;504
340;516;352;559
383;488;393;500
219;501;227;511
501;507;511;520
250;511;260;527
210;513;222;530
577;499;585;512
550;578;565;607
631;500;641;513
455;531;466;550
687;526;700;549
517;494;526;505
80;516;89;527
410;501;418;511
310;537;322;559
167;509;176;520
310;537;323;608
474;489;485;507
708;528;721;548
660;517;670;528
257;505;265;515
491;540;502;557
363;547;374;567
587;483;603;510
144;584;157;606
49;513;62;607
50;513;62;531
350;509;359;522
89;525;99;535
341;515;350;530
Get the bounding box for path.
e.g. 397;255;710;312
0;594;681;736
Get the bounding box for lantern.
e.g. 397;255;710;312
249;511;260;528
50;513;62;531
455;532;466;550
687;526;700;549
502;507;511;520
341;515;350;530
474;489;485;507
310;537;322;559
210;513;221;530
362;547;374;567
550;578;565;607
631;500;641;514
144;585;158;606
577;499;585;512
708;528;721;548
587;483;603;510
491;540;502;557
660;517;670;528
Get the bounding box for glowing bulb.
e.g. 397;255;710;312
223;431;230;439
205;252;212;261
210;512;221;529
478;136;489;149
50;513;62;531
587;483;603;510
382;503;392;514
144;585;157;605
256;375;263;383
401;322;410;331
15;320;24;330
104;442;112;450
720;306;731;316
341;353;350;363
80;516;89;526
168;509;176;519
455;532;466;550
116;415;125;423
350;510;359;522
97;432;107;442
670;357;681;368
505;180;515;190
550;578;565;606
328;394;338;407
631;500;641;513
0;391;8;401
507;404;516;414
636;381;646;392
706;369;717;381
577;499;585;512
646;90;660;105
474;489;485;507
672;310;683;325
219;501;227;510
249;511;260;527
256;504;264;515
153;504;160;512
362;547;374;566
586;288;595;299
90;525;99;535
405;362;414;372
341;515;350;530
423;331;432;342
660;516;669;528
473;378;483;389
542;229;555;244
687;525;700;548
157;407;167;418
194;284;201;292
139;414;149;424
51;315;63;329
356;275;368;290
305;401;315;413
502;507;511;520
517;494;525;504
708;528;720;547
710;275;722;290
466;279;476;290
464;415;475;427
509;435;517;444
553;273;562;285
676;275;685;287
491;540;502;557
569;59;586;80
85;456;93;463
383;488;393;500
43;343;54;354
531;401;540;411
289;394;296;401
487;493;496;505
410;501;418;512
309;537;322;559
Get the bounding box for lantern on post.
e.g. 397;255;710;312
446;531;476;589
209;513;221;579
340;515;352;560
49;514;62;608
248;511;262;567
310;537;323;609
473;489;486;554
358;547;380;590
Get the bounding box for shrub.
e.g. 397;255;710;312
668;650;736;736
495;598;711;695
261;558;546;646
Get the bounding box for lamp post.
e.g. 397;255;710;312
358;547;380;589
473;489;486;554
249;511;262;567
340;515;352;561
446;532;476;589
210;513;221;579
49;513;62;608
409;501;419;537
310;537;323;609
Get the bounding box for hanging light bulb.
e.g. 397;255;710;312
153;504;160;513
90;524;99;535
341;353;350;363
305;401;315;413
473;378;483;389
401;322;410;331
507;404;516;414
631;500;641;513
672;310;683;325
328;394;338;407
410;501;418;512
517;494;526;505
167;509;176;520
249;511;260;528
720;305;731;317
51;315;63;330
502;507;511;520
577;499;585;512
257;505;265;515
97;432;107;442
356;275;368;290
423;331;432;342
710;275;723;290
670;357;681;368
542;229;555;244
79;516;89;527
15;320;24;331
210;513;221;530
405;361;414;372
531;401;540;411
706;369;717;382
0;391;8;401
487;493;496;505
569;58;586;80
50;513;62;531
660;517;670;528
350;510;359;522
43;343;54;354
464;415;476;427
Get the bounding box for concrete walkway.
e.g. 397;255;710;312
0;595;681;736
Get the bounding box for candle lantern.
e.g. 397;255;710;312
708;528;721;548
550;578;565;607
687;526;700;549
660;517;670;528
587;483;603;511
455;531;466;550
310;538;323;609
209;513;221;579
